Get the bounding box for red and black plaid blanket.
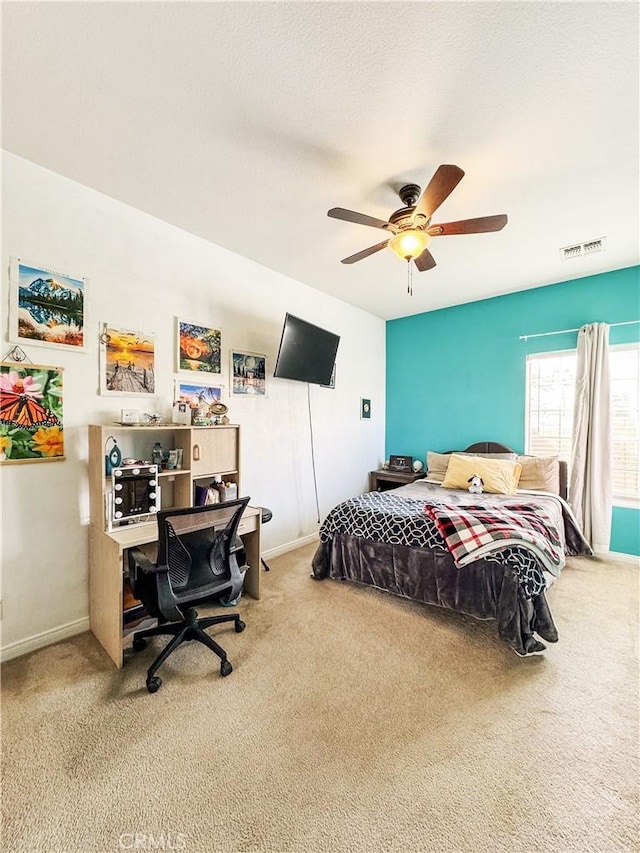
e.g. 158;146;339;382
423;501;564;577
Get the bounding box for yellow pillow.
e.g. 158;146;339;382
442;454;522;496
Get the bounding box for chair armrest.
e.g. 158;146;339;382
127;548;183;623
128;548;168;576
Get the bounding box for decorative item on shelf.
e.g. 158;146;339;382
142;413;164;425
389;454;413;472
382;460;390;470
120;408;140;425
216;480;238;502
209;401;228;426
193;403;211;426
105;435;122;476
171;400;191;425
412;460;424;473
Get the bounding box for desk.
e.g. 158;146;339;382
89;506;261;669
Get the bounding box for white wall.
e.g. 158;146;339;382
0;152;386;657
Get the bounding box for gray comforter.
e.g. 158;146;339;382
311;480;592;656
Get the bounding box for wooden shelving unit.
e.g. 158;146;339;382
88;423;261;668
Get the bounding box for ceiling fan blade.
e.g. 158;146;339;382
341;240;389;264
428;214;508;236
414;248;437;272
328;207;390;231
412;165;465;223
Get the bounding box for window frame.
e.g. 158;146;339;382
609;341;640;509
525;344;640;509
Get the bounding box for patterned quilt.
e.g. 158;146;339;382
318;484;584;599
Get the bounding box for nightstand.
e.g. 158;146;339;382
369;470;425;492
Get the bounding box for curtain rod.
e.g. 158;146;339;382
519;320;640;342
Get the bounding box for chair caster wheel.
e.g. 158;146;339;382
146;676;162;693
220;660;233;677
235;619;246;633
133;636;147;652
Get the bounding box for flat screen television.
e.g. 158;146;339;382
273;313;340;386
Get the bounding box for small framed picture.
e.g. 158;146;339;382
100;325;156;395
361;398;371;419
9;257;87;352
177;319;222;374
174;380;223;408
231;350;267;396
0;362;65;463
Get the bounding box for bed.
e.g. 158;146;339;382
311;443;592;656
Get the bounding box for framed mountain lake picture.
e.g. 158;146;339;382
0;362;65;464
9;258;87;352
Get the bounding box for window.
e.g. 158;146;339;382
610;344;640;503
525;351;576;462
526;343;640;505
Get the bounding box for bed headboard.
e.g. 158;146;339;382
446;442;568;500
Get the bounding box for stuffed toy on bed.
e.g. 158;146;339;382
467;474;484;494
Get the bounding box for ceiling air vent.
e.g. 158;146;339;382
560;238;606;261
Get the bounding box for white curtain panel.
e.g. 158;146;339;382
569;323;612;552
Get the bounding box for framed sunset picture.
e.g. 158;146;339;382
9;258;87;351
100;325;156;395
177;319;222;374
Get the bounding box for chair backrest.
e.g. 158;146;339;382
157;497;250;592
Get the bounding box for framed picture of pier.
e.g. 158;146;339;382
0;362;65;464
100;325;156;396
177;319;222;374
230;350;267;397
9;257;87;352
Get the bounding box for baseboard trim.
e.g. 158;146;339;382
1;534;321;663
263;532;319;561
1;617;90;663
596;550;639;565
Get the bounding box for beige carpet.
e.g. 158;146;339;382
2;544;638;853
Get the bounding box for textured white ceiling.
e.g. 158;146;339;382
2;2;639;320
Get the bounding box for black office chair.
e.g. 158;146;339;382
127;497;250;693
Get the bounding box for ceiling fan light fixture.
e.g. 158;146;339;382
389;229;431;261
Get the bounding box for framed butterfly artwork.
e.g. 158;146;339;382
0;362;64;464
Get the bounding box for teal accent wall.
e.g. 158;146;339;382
386;266;640;555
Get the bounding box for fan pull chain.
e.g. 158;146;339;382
407;260;413;296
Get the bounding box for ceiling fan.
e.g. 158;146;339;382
327;164;507;273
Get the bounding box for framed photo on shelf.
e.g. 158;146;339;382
9;257;87;352
177;319;221;374
100;325;156;395
0;362;64;463
230;350;266;396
